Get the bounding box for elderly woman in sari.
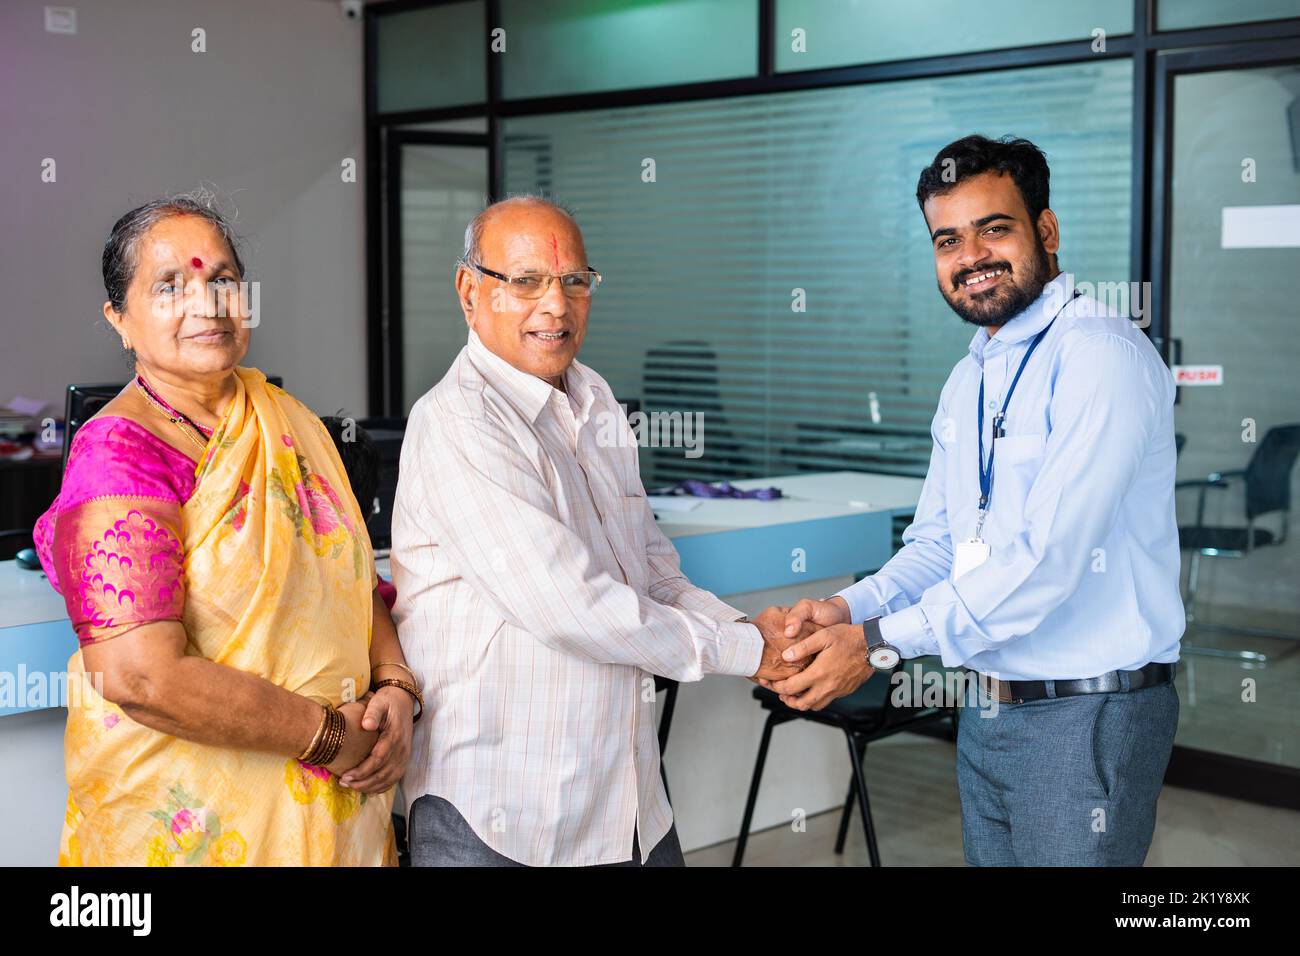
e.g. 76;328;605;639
33;197;415;866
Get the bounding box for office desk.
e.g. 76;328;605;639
655;470;921;595
0;470;924;863
0;560;79;718
0;558;78;866
631;470;925;852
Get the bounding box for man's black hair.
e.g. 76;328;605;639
916;134;1052;224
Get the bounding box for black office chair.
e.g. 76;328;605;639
1176;424;1300;661
731;668;953;867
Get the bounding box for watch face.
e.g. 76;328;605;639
869;646;901;669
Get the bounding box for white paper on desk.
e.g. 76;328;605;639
647;496;702;513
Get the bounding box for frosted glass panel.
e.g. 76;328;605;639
500;0;756;99
775;0;1132;71
399;145;488;411
377;2;485;113
1167;64;1300;768
501;59;1133;485
1159;0;1300;30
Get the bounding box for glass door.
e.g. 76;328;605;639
383;131;489;415
1155;41;1300;774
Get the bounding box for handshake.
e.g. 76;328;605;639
746;598;876;712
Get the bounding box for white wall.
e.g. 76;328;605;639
0;0;369;418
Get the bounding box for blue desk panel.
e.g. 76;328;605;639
673;511;891;596
0;620;78;717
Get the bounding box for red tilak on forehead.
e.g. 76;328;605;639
191;256;203;269
549;234;559;271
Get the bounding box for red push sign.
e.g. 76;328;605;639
1172;365;1223;386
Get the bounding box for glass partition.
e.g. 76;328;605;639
775;0;1132;71
376;1;486;113
1158;0;1300;31
494;59;1132;485
500;0;757;99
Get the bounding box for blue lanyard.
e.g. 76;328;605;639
975;291;1079;530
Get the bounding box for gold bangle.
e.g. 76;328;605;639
303;705;344;767
297;704;329;762
313;706;346;767
372;677;424;722
372;660;418;684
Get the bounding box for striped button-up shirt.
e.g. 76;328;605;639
392;330;762;866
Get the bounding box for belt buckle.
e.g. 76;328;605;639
980;673;1019;705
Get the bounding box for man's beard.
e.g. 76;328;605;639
940;239;1054;329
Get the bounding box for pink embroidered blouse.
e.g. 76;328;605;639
34;417;199;646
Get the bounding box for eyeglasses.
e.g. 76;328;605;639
466;261;603;299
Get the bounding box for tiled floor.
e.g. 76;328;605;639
1173;619;1299;768
685;735;1300;867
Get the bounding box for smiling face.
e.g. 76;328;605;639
455;203;590;388
923;170;1060;329
103;214;250;383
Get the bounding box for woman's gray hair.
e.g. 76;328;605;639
459;193;578;272
102;189;245;313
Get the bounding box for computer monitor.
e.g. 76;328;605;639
357;417;405;551
63;383;123;473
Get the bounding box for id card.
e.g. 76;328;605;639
952;538;990;581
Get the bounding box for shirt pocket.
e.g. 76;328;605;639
991;433;1047;512
995;433;1047;464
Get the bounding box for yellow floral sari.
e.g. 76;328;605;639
52;368;396;866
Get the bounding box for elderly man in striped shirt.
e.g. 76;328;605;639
391;196;811;867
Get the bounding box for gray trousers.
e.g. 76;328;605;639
957;680;1179;866
408;794;685;867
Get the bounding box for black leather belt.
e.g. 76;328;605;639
971;661;1176;705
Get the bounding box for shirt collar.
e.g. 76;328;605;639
967;271;1074;365
465;328;596;423
561;359;601;422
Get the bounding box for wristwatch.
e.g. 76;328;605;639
862;616;901;669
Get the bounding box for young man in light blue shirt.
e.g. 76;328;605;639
773;135;1184;866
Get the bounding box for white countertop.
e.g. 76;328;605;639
0;560;68;630
650;470;923;537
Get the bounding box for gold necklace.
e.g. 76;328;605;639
134;375;211;451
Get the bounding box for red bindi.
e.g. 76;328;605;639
191;256;203;269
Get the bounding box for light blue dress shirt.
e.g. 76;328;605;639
836;272;1185;681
